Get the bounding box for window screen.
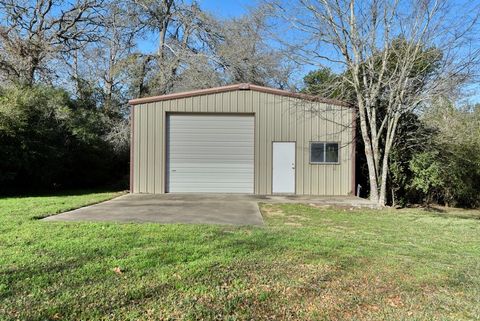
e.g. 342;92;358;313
310;143;325;163
310;142;339;163
325;143;339;162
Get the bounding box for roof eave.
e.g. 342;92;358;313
128;83;351;107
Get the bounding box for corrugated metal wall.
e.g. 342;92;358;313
132;89;354;195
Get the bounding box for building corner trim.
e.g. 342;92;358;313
129;105;135;193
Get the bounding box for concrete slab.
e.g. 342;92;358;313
43;194;264;226
43;194;377;226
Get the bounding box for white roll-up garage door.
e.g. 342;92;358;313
167;114;254;193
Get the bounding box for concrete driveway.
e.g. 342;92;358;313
43;193;376;226
43;194;264;226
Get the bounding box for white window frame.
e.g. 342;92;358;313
310;141;340;164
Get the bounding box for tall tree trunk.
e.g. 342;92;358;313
379;114;400;205
358;102;380;204
378;153;390;206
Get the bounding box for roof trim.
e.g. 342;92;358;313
128;83;350;107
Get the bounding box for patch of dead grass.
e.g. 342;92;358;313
261;204;285;217
174;259;451;320
260;204;311;227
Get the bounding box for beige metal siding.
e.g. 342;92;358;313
132;90;354;195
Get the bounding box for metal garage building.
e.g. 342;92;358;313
129;83;355;195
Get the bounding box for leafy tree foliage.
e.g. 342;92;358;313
0;85;128;193
410;103;480;207
408;151;444;202
301;67;341;97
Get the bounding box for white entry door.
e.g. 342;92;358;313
272;142;296;193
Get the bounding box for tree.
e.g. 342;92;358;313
387;111;435;206
302;67;338;96
412;101;480;207
122;1;294;96
123;0;220;96
0;0;103;86
0;84;128;192
82;0;139;114
209;6;294;88
270;0;480;205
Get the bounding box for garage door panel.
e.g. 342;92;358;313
170;164;254;171
170;156;254;161
170;170;254;176
170;147;254;155
167;114;254;193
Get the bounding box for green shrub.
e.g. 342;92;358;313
408;151;444;204
0;85;128;193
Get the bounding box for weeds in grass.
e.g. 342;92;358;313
0;193;479;320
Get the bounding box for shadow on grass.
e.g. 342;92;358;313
434;213;480;220
423;206;447;213
0;187;126;199
404;205;480;221
424;209;480;220
30;194;125;221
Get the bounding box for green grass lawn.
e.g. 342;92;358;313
1;191;479;321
